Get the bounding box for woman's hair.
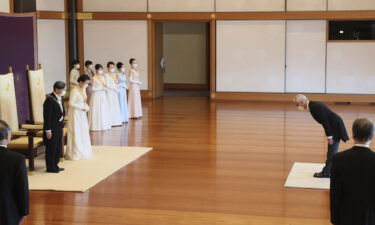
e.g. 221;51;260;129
77;74;91;83
129;58;136;65
116;62;124;70
72;59;80;66
107;61;115;68
95;64;103;70
85;60;93;68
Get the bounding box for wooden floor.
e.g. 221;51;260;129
25;97;375;225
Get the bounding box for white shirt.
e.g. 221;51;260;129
0;144;7;149
354;143;370;148
53;92;64;122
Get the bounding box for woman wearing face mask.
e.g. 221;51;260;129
88;64;111;131
66;74;93;160
116;62;129;123
69;60;81;91
84;60;94;103
128;58;142;119
105;61;123;126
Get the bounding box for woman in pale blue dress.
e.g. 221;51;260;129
116;62;129;123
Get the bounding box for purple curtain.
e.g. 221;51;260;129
0;13;37;125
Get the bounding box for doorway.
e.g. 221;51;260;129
153;22;210;98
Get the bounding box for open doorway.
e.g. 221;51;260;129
153;22;210;98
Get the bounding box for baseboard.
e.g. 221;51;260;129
212;92;375;103
164;83;208;90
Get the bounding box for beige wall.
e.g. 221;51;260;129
216;0;284;12
287;0;327;11
83;0;147;12
328;0;375;10
149;0;214;12
163;22;207;85
37;19;67;93
36;0;65;11
0;0;10;13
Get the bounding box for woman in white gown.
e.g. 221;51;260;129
88;64;111;131
105;61;123;126
128;58;142;119
66;75;92;160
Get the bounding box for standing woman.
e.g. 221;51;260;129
116;62;129;123
105;62;123;126
128;58;142;119
69;60;80;91
84;60;94;103
66;75;92;160
88;64;111;131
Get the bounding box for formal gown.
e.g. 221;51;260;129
69;68;80;90
84;67;94;103
105;73;123;126
128;68;142;118
66;87;92;160
88;75;111;131
118;72;130;123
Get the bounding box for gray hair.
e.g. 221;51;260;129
352;118;375;142
0;120;11;141
294;94;308;103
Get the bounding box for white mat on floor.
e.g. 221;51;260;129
28;146;153;192
284;162;330;190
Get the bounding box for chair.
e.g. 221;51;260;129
0;68;44;172
27;64;67;160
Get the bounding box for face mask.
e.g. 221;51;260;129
132;64;138;69
98;70;104;75
75;65;80;69
297;105;304;111
83;84;89;89
61;90;66;97
110;68;115;73
121;68;126;73
90;65;94;70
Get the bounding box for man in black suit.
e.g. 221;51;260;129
330;118;375;225
294;94;349;178
43;81;66;173
0;120;29;225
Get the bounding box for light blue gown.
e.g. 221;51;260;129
118;72;130;123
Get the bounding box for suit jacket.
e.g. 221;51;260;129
0;146;29;225
43;92;66;138
308;101;349;142
330;146;375;225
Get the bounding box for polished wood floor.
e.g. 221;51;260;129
25;97;375;225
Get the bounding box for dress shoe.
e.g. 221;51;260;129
313;172;330;178
46;170;59;173
58;168;65;172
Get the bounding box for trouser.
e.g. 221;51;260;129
45;127;63;171
321;140;340;174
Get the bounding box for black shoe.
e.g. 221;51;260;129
58;168;65;172
313;172;330;178
46;170;59;173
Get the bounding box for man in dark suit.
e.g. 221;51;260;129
0;120;29;225
330;118;375;225
43;81;66;173
294;94;349;178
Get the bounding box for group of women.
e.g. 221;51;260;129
65;58;143;160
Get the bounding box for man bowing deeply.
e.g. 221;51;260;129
43;81;66;173
294;94;349;178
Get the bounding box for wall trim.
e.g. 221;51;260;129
36;11;67;19
213;92;375;103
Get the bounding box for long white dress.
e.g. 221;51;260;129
66;87;92;160
104;73;123;126
88;75;111;131
128;69;142;118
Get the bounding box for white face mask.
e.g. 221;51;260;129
121;68;126;73
132;64;138;69
61;90;66;97
110;68;115;73
89;65;94;70
75;65;80;69
83;84;89;89
98;70;104;75
297;105;305;111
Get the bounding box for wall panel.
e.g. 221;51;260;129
83;20;148;90
217;20;286;93
148;0;214;12
328;0;375;11
0;0;10;12
83;0;147;12
287;0;327;11
37;19;67;93
327;42;375;94
286;20;326;93
36;0;65;11
216;0;285;12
